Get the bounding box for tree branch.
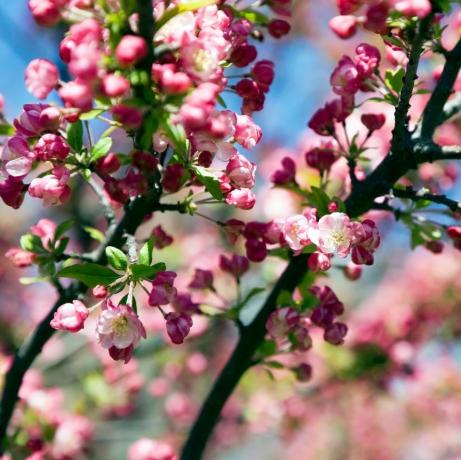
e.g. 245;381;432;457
392;186;461;212
420;36;461;138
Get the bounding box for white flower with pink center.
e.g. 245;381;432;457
96;303;146;351
308;212;354;257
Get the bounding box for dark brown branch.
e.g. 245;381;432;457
392;187;461;212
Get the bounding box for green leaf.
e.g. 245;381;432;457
105;246;128;271
305;187;331;216
155;0;217;31
139;238;155;266
20;234;45;254
276;290;293;306
162;117;188;160
90;137;112;162
264;360;284;369
82;226;105;242
385;68;405;94
131;262;166;281
57;263;121;287
257;339;277;359
54;219;75;241
193;166;223;200
66;120;83;152
226;5;269;25
0;124;14;136
79;108;106;120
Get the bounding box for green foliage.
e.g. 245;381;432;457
105;246;128;271
90;137;113;162
192;166;223;200
57;263;121;287
66;120;84;152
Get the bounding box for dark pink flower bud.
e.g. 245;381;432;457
25;59;59;100
308;252;332;272
14;103;51;137
324;322;348;345
291;325;313;351
251;60;275;92
336;0;363;15
311;285;344;315
197;151;213;167
235;79;261;99
310;306;335;329
351;246;374;265
329;15;357;39
115;35;148;66
224;219;245;245
364;2;389;34
225;188;256;209
28;166;71;206
219;254;249;278
101;74;130;97
293;363;312;382
189;269;214;290
28;0;61;26
162;164;185;193
111;104;142;129
109;345;134;364
0;178;25;209
149;271;177;307
96;153;121;175
234;114;262;149
165;312;193;345
231;44;257;67
132;150;158;172
152;225;173;249
361;113;386;131
50;300;89;333
172;293;199;315
226;154;256;189
330;56;361;96
5;248;35;268
425;240;444;254
92;285;108;298
266;307;300;338
245;238;267;262
268;19;291;38
34;133;70;161
271;157;296;185
305;144;338;171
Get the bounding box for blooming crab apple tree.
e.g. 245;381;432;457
1;0;461;458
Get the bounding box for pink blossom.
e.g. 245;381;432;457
34;133;70;161
96;153;121;175
165;312;193;345
116;35;148;66
2;136;35;178
394;0;431;18
351;219;380;265
96;302;146;363
30;218;57;248
14;103;51;137
291;325;313;351
50;300;89;333
128;438;177;460
149;271;177;307
28;0;61;27
329;15;358;39
308;212;355;257
68;41;102;81
50;416;92;460
101;74;130;97
28;165;71;206
364;2;389;33
344;262;362;280
311;285;344;315
308;251;332;272
305;140;338;171
282;214;313;251
354;43;381;79
266;307;300;338
181;39;221;82
5;248;35;268
330;56;361;95
225;188;256;209
152;64;191;94
92;285;108;298
226;154;256;189
59;80;93;111
111;104;143;130
25;59;59;100
68;18;103;44
39;106;61;131
234;114;262;149
308;96;354;135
